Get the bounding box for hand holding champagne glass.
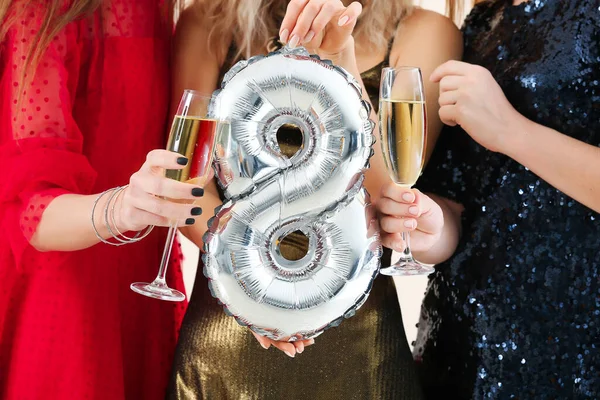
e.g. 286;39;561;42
131;90;220;301
378;67;434;276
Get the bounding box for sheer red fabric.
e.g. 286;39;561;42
0;1;186;399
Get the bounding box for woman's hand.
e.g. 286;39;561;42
431;60;527;153
251;331;316;358
279;0;362;58
377;183;444;254
115;149;205;232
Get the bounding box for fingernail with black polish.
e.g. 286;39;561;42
191;207;202;216
192;187;204;197
177;157;188;166
185;218;195;225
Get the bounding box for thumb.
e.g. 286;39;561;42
251;330;271;350
413;190;442;234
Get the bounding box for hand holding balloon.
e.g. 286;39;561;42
279;0;362;59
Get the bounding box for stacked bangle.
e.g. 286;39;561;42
91;186;154;246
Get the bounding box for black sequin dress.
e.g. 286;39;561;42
415;1;600;399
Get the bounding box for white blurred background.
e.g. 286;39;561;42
179;0;470;348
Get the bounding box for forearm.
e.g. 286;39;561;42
323;43;388;202
31;191;119;252
504;118;600;213
412;194;462;265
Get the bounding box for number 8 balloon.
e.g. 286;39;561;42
203;46;382;341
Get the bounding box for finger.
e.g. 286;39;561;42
300;0;342;43
294;340;305;354
381;232;406;253
439;76;464;93
120;205;170;230
380;183;417;204
438;90;459;107
128;191;202;222
430;60;471;83
251;331;271;350
280;0;310;43
380;215;417;234
131;172;204;200
377;197;421;219
294;338;316;353
410;190;443;235
143;149;188;171
289;0;326;46
272;341;297;358
439;105;458;126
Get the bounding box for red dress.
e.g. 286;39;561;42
0;1;186;399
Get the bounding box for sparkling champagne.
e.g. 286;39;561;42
379;99;426;187
165;116;218;184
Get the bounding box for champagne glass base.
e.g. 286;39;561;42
130;282;186;302
379;259;435;277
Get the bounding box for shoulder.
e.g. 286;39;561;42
398;8;462;44
390;8;463;66
176;4;232;60
404;7;460;29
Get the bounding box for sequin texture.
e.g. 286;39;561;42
415;1;600;398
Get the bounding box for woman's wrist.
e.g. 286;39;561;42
499;113;535;160
317;38;358;71
92;186;152;246
111;186;137;233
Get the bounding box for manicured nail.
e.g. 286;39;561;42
402;192;414;202
191;207;202;216
338;15;349;26
260;342;270;350
280;29;289;43
185;218;195;225
409;206;419;216
303;31;315;43
296;347;304;354
404;219;415;229
176;156;188;166
308;339;315;345
285;351;295;358
288;34;299;48
191;187;204;197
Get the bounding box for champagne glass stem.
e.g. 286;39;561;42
153;222;178;286
400;231;414;262
130;221;186;301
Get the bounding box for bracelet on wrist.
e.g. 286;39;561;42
91;186;153;246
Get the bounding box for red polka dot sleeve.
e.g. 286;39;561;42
0;8;97;271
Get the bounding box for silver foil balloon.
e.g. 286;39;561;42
203;46;381;341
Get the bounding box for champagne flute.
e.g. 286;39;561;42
378;67;434;276
131;90;220;301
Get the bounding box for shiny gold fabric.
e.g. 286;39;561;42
168;46;424;400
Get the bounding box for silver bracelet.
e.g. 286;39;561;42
92;187;127;246
108;185;154;243
92;186;154;246
104;186;134;244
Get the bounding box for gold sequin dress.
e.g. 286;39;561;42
167;40;424;400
